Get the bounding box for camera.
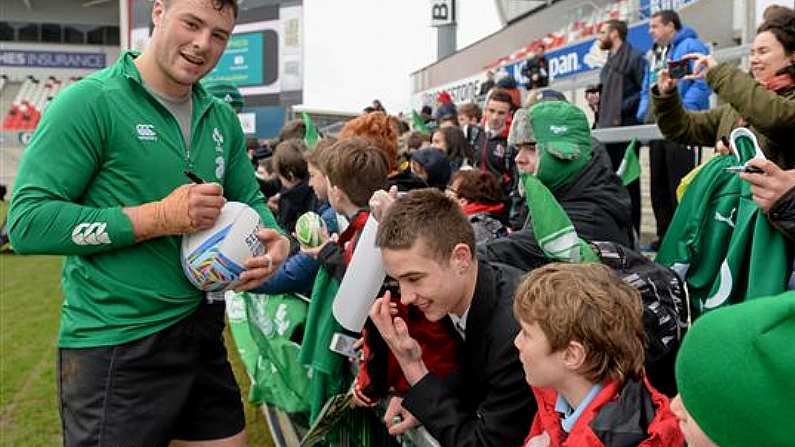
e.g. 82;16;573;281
667;60;692;80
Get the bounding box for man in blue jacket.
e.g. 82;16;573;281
637;10;711;250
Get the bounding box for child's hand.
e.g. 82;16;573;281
383;396;420;435
369;185;399;222
299;231;337;258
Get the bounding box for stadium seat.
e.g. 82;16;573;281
1;75;76;131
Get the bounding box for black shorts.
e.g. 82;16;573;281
57;301;245;447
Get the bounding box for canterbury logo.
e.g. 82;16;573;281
72;222;112;245
136;124;157;141
550;125;568;134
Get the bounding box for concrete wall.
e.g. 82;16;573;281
2;0;121;80
3;0;119;26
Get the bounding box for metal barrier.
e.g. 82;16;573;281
592;124;663;144
262;404;439;447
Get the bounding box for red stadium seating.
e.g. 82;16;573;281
2;76;78;131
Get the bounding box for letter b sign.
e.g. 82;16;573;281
430;0;455;27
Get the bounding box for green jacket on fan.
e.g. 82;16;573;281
652;62;795;169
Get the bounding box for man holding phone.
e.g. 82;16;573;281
636;10;711;251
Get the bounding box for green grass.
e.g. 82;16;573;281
0;254;62;446
0;253;273;446
225;323;275;447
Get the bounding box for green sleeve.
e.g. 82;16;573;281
220;109;283;234
707;62;795;139
7;81;136;255
652;86;725;147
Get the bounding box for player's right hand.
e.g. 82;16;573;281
160;183;224;233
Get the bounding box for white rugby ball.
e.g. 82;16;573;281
181;201;265;292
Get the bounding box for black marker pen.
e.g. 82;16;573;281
184;170;205;184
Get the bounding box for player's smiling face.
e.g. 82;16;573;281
150;0;234;95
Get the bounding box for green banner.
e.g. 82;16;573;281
227;292;312;413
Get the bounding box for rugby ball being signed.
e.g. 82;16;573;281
181;201;265;291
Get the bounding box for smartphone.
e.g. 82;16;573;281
724;165;764;174
329;332;360;359
668;59;692;79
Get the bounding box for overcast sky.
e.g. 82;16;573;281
302;1;502;114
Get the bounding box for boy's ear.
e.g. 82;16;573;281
450;243;474;272
561;340;587;371
331;184;341;202
331;185;350;208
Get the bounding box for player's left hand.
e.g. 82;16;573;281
236;229;290;291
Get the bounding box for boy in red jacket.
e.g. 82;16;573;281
513;263;683;447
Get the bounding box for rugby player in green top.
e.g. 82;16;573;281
7;0;289;445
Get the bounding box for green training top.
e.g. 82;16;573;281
8;51;281;348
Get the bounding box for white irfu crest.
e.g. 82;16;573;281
212;127;224;145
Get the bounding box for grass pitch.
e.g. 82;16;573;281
0;249;273;446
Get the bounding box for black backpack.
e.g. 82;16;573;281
592;241;688;364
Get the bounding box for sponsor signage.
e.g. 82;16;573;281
0;50;105;69
413;21;659;108
639;0;699;19
206;32;266;87
503;22;654;83
414;72;487;110
430;0;456;27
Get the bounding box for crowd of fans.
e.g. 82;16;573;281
234;7;795;447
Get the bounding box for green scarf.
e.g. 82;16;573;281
522;174;599;263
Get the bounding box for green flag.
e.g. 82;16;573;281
299;267;348;422
226;292;312;413
302;112;320;149
411;110;431;135
656;128;790;319
522;174;599;263
616;139;640;186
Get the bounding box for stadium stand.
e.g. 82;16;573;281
485;0;631;70
2;75;79;131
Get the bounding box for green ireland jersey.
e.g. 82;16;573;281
8;51;281;348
